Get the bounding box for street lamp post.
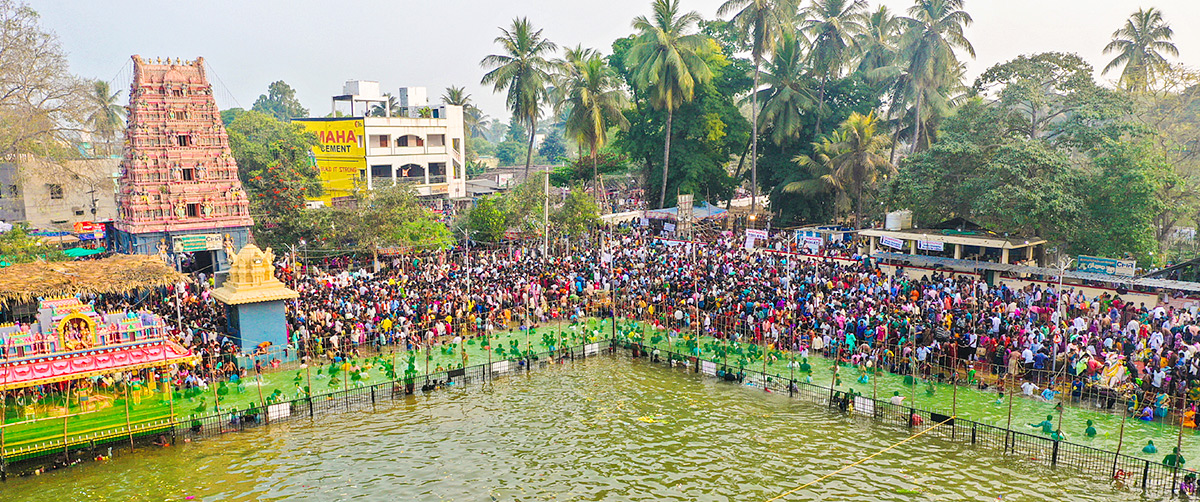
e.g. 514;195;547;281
543;170;549;264
1052;257;1074;376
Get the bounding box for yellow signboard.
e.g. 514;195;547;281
295;118;366;205
296;118;365;159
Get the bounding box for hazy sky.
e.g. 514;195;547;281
27;0;1200;120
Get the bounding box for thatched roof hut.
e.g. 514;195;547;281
0;255;187;304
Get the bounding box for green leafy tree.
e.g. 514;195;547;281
251;81;309;121
854;5;902;78
0;223;65;265
552;186;600;236
442;86;487;173
225;110;322;249
718;0;795;212
551;150;629;186
481;17;558;178
86;80;124;156
329;186;451;270
496;140;526;166
1130;65;1200;248
1084;139;1170;262
464;177;547;242
538;130;567;162
627;0;713;208
761;74;882;225
974;52;1106;140
961;139;1085;244
466;197;508;243
1103;7;1178;93
220;108;245;126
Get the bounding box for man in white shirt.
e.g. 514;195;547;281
1021;381;1039;396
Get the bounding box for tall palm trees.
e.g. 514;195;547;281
717;0;794;214
87;80;124;156
787;130;848;220
802;0;865;135
559;53;629;205
854;5;901;78
826;111;894;228
756;32;817;147
481;17;558;178
628;0;713;208
1103;7;1178;93
898;0;974;154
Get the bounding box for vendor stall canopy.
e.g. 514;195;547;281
0;254;187;304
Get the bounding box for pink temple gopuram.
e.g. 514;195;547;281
111;56;253;274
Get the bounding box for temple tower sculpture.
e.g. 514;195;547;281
111;55;253;274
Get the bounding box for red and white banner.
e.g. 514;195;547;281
0;341;195;389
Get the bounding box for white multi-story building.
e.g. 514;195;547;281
296;81;466;206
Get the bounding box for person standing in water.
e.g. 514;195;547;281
1164;447;1187;469
1029;414;1054;434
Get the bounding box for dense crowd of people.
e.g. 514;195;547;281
90;226;1200;432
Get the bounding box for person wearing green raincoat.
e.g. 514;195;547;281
1084;420;1097;437
1164;447;1187;469
1029;414;1054;434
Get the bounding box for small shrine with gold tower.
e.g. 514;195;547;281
211;245;298;352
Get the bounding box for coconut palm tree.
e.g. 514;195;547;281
463;106;490;139
441;87;478;135
369;93;402;117
827;111;894;229
786;130;849;220
755;31;818;147
854;5;901;79
717;0;796;214
898;0;974;154
559;54;629;207
87;80;125;156
802;0;866;135
628;0;713;209
481;17;558;178
1103;7;1178;93
552;44;601;156
441;85;471;107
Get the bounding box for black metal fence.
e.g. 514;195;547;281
5;338;1187;498
622;342;1188;498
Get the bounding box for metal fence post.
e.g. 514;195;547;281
1142;460;1150;491
1051;439;1059;466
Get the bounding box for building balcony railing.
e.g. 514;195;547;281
369;175;447;188
365;145;449;157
